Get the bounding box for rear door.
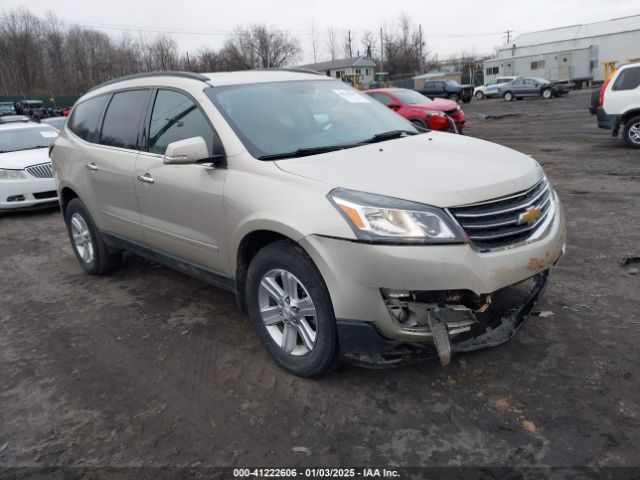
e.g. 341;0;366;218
134;88;229;276
83;89;151;243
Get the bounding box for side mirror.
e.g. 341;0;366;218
387;102;401;110
163;136;210;165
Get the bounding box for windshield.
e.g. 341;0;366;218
392;89;433;105
205;80;417;159
0;126;58;153
0;103;15;115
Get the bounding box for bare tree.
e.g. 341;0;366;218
361;30;377;60
221;25;300;69
309;19;320;63
326;26;338;61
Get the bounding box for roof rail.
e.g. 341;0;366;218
87;71;210;92
276;68;323;76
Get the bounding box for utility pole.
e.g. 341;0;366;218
419;24;424;74
504;29;512;44
348;30;352;57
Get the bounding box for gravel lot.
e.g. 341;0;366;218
1;90;639;472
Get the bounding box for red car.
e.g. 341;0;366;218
365;88;465;133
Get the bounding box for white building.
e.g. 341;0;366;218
296;57;377;88
483;14;640;85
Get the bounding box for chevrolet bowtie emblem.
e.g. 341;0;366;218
519;206;541;225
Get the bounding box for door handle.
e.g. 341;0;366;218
137;173;154;184
86;162;98;171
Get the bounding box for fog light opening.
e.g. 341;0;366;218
7;194;26;202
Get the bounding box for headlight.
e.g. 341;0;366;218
0;169;27;180
328;189;466;244
426;111;446;117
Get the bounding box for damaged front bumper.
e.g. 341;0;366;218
337;270;550;367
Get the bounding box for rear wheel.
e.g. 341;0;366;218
448;93;459;102
64;198;122;275
246;240;338;377
475;91;485;100
542;89;553;99
503;91;513;102
623;116;640;149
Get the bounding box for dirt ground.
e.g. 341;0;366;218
1;90;639;473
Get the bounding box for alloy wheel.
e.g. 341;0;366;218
70;213;94;264
258;269;318;356
629;122;640;145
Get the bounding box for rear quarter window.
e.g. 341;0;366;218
613;67;640;91
67;95;109;143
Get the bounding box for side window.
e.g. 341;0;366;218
100;90;149;149
148;89;215;156
67;95;109;143
424;82;434;89
369;93;393;105
613;67;640;91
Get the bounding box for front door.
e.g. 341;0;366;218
134;88;229;276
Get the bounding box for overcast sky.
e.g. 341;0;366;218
3;0;639;63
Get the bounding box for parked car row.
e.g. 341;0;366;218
473;76;568;101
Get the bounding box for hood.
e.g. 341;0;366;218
0;148;50;170
275;133;543;208
422;98;458;111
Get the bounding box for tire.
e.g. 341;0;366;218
410;118;429;132
475;91;484;100
246;240;338;377
462;97;471;104
622;115;640;149
64;198;122;275
448;93;459;102
542;89;553;99
503;91;513;102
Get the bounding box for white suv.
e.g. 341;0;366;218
597;63;640;148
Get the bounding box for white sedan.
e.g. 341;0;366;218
0;122;59;211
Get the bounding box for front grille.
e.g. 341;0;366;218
33;190;57;199
25;163;53;178
449;179;554;251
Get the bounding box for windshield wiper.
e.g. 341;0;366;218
357;129;422;145
258;145;349;160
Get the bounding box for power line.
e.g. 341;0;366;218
55;17;513;39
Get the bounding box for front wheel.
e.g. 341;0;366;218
475;91;485;100
542;89;553;99
64;198;122;275
623;116;640;149
246;240;338;377
503;91;513;102
448;93;459;102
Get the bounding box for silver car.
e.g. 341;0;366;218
52;71;566;377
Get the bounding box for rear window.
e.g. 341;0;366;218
613;67;640;91
100;90;149;150
68;95;109;143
